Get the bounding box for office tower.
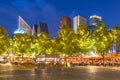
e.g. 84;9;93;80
32;22;49;36
32;24;38;35
59;16;71;28
73;15;87;33
90;15;102;26
18;16;31;35
38;22;49;34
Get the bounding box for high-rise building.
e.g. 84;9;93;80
90;15;102;26
32;24;38;35
32;22;49;36
18;16;31;35
38;22;49;34
59;16;71;28
73;15;86;33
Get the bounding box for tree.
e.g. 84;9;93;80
30;34;39;57
76;24;93;55
111;26;120;53
12;33;31;59
0;27;10;55
36;32;51;55
56;25;77;56
92;23;114;65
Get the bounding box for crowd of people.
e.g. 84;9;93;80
65;56;120;66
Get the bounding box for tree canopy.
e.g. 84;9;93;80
0;27;10;55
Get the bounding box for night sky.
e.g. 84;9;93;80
0;0;120;38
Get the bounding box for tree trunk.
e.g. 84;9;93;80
81;53;84;66
64;54;67;67
22;53;24;61
102;52;105;66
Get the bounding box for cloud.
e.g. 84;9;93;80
0;0;60;38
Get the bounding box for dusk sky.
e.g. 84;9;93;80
0;0;120;38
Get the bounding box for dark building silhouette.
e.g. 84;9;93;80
87;25;96;32
32;22;49;36
59;16;71;28
32;24;38;35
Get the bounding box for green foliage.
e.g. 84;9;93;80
0;23;117;57
56;25;77;55
76;24;93;54
111;26;120;53
12;33;31;56
35;32;51;55
0;27;10;55
30;34;38;56
92;23;114;54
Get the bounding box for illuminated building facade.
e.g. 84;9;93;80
18;16;31;35
73;15;86;33
90;15;102;26
88;15;102;31
59;16;71;28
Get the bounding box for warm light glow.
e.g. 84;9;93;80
9;53;13;56
61;61;64;64
90;51;96;57
0;57;4;61
67;62;71;67
88;66;98;73
45;61;49;64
